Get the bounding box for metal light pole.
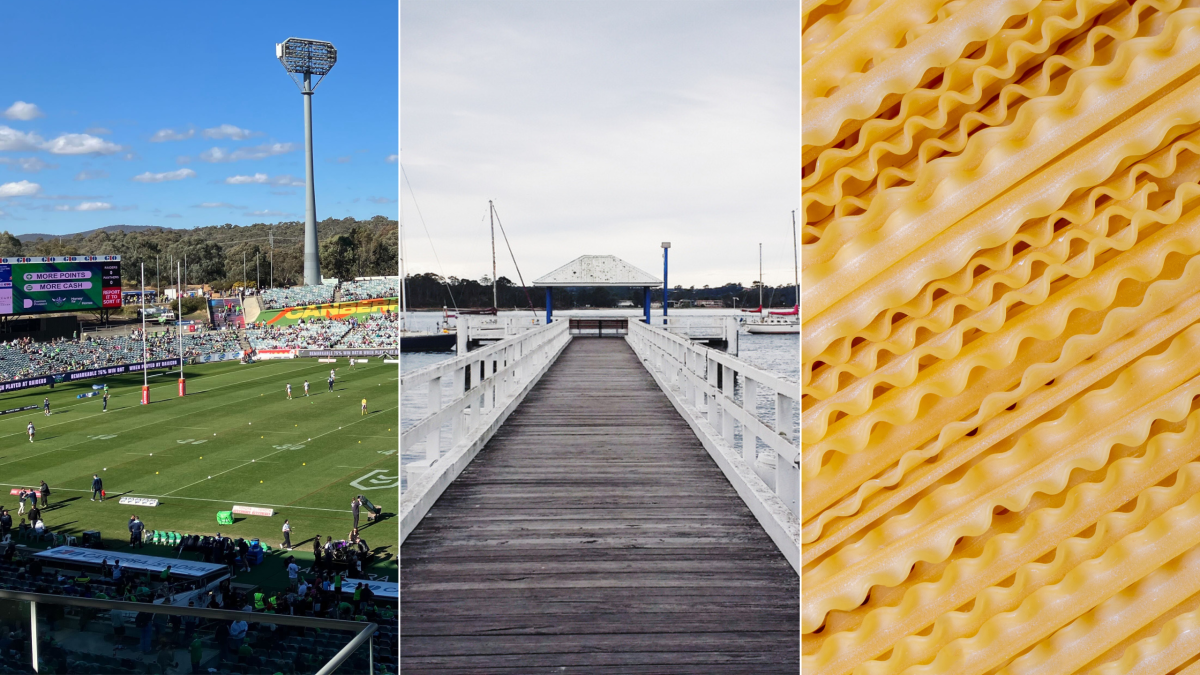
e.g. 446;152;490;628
278;37;337;287
141;263;149;405
178;261;185;395
662;242;670;325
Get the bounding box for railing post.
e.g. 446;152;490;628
707;356;719;426
427;375;441;461
475;360;486;410
722;367;736;445
452;364;465;447
742;377;757;464
369;634;374;675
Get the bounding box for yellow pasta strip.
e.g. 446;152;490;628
802;326;1200;631
802;48;1200;363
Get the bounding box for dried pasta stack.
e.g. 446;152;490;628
802;1;1200;673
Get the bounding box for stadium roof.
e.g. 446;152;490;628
532;255;661;287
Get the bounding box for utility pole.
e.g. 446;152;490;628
243;251;247;293
269;230;274;288
256;253;260;291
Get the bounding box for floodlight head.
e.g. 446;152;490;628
277;38;337;91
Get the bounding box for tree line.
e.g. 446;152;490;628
0;217;398;291
403;273;798;310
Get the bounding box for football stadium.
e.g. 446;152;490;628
0;256;399;674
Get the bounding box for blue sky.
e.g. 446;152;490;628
401;0;798;288
0;2;397;236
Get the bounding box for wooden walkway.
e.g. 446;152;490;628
401;338;799;673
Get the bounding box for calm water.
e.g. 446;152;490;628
400;309;799;490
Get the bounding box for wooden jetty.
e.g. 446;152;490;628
401;338;799;672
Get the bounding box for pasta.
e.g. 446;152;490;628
803;1;1200;672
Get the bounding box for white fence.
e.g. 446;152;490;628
400;320;571;542
456;315;545;351
627;319;800;572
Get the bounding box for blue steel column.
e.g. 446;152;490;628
643;287;651;324
663;247;669;325
545;287;553;324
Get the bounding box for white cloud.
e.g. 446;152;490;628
71;202;112;211
245;209;291;217
386;154;398;163
0;180;41;198
132;168;197;183
75;170;109;181
202;124;256;140
43;133;122;155
224;173;269;184
0;157;57;172
150;128;194;142
0;126;43;151
199;143;297;163
3;101;44;121
193;202;246;209
224;173;304;186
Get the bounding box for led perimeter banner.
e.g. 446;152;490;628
0;256;122;316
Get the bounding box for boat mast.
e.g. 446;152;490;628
792;210;798;310
490;200;498;310
759;243;763;309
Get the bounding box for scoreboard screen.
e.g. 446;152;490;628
0;256;122;316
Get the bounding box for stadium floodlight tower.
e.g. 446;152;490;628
276;37;337;287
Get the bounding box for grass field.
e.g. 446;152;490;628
0;357;399;589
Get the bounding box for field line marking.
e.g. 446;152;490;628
0;483;348;513
161;404;399;497
0;357;389;432
0;360;325;438
0;363;374;468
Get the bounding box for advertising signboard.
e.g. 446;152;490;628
0;256;122;316
256;297;396;326
0;358;181;394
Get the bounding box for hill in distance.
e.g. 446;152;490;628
15;224;177;243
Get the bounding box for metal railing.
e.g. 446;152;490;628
401;320;572;541
0;588;380;674
627;319;799;572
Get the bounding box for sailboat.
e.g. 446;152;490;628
745;211;799;335
399;211;457;353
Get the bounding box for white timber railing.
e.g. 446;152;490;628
400;320;571;542
627;319;799;573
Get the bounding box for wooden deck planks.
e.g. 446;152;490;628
401;337;800;673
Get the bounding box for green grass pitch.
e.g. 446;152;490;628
0;358;398;589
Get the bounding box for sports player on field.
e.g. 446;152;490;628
27;422;35;442
361;398;367;416
43;398;50;416
286;383;292;400
304;380;310;397
328;369;335;392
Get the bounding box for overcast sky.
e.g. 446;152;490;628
0;2;396;235
400;0;799;289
